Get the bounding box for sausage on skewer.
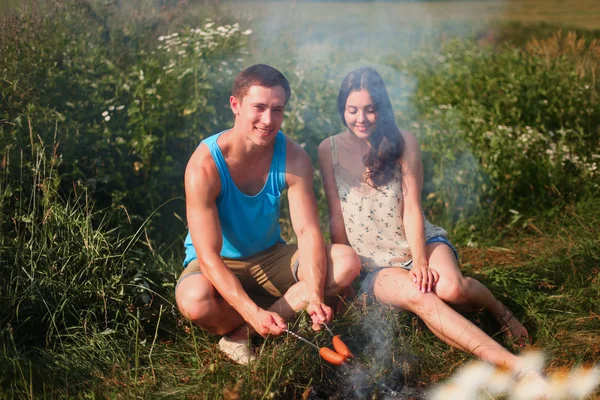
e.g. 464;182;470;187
332;335;353;359
319;347;347;365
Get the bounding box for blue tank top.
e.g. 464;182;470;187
183;130;287;266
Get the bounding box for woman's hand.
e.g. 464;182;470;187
409;262;439;293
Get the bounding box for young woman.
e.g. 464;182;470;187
318;67;530;371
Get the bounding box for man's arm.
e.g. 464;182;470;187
285;139;332;328
186;147;286;336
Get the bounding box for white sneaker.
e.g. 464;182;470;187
218;336;257;365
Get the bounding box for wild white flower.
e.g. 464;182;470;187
433;352;598;400
242;29;253;35
158;35;165;41
483;369;513;396
104;115;111;121
429;383;473;400
205;22;214;29
547;371;571;400
102;111;109;117
567;365;600;398
116;105;124;111
108;106;115;111
511;373;549;400
451;361;495;395
171;32;179;37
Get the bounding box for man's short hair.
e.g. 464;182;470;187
232;64;291;104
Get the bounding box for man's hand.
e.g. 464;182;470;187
306;301;333;331
249;309;287;337
409;263;439;293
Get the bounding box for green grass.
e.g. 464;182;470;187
2;149;598;398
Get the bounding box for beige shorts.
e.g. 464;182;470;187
177;243;300;309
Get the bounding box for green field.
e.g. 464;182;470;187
1;1;599;399
229;0;600;29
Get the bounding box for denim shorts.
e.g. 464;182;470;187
357;236;459;296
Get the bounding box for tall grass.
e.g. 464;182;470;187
0;130;141;395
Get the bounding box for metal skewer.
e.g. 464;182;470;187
284;329;320;351
322;322;335;337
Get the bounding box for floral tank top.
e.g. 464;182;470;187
330;136;447;272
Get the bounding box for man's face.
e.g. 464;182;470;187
230;85;286;147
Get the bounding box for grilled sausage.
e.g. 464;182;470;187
332;335;353;359
319;347;346;365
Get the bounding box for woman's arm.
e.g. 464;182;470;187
400;131;439;292
318;138;350;246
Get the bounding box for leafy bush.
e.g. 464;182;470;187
406;36;600;226
1;2;251;244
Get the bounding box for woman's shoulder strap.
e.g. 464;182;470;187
329;135;338;165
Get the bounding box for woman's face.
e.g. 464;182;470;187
344;89;377;139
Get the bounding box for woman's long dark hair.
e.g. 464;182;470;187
337;67;404;189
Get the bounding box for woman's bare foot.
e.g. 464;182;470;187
499;307;530;347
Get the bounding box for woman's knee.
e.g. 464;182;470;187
377;281;427;311
436;276;471;304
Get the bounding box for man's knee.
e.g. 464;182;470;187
176;277;218;325
328;244;361;289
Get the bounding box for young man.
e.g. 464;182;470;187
175;64;361;364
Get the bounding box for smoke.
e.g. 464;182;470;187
224;1;510;230
338;305;418;399
227;0;509;68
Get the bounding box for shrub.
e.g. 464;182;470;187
406;36;600;226
1;2;251;244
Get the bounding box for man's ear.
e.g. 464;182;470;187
230;95;240;116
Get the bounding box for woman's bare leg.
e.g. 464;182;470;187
427;243;529;344
373;268;521;370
